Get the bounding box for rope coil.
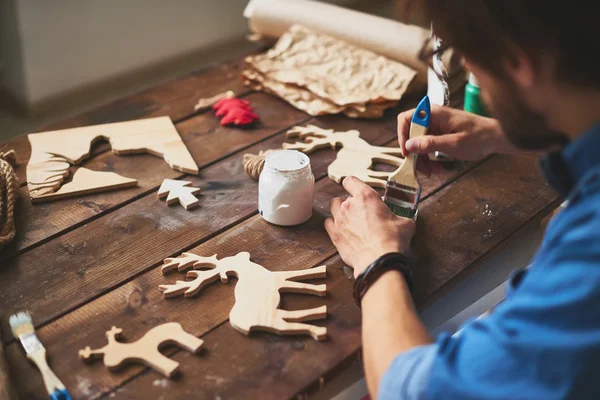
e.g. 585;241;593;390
243;150;274;180
0;149;18;249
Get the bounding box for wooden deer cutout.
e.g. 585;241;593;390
79;322;204;378
283;125;405;188
159;252;328;341
27;116;199;203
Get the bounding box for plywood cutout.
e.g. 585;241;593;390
79;322;203;378
27;116;199;203
283;125;405;188
158;179;201;210
159;252;328;341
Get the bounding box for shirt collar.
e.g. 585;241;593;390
541;122;600;197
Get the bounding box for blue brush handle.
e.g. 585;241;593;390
50;389;71;400
411;95;431;128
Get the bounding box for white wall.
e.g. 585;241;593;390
1;0;356;108
0;0;27;104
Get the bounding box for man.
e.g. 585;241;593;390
324;1;600;399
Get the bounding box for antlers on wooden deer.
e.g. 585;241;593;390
283;125;343;153
283;124;406;189
159;252;328;341
79;322;204;378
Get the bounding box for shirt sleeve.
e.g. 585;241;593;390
424;202;600;400
379;344;437;400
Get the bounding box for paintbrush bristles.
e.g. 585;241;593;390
9;312;34;338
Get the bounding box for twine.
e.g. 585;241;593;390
0;149;18;249
243;150;274;180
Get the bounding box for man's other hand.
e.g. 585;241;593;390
398;105;513;176
325;176;416;278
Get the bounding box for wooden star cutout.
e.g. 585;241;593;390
158;179;201;210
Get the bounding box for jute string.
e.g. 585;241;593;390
0;149;18;249
243;150;274;180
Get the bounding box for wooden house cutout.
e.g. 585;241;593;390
27;116;198;203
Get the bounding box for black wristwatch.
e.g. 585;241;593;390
353;252;414;307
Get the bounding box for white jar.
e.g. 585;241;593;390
258;150;315;226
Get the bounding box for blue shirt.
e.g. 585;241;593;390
380;122;600;400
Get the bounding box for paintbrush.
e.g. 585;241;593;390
384;95;431;219
9;312;71;400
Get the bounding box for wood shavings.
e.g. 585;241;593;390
243;25;417;118
194;90;234;111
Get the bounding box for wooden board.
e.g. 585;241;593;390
0;53;559;400
1;93;310;261
3;107;468;334
4;155;557;400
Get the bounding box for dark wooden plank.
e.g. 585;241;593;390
3;150;489;400
3;58;251;184
109;155;559;400
0;106;411;336
0;93;310;261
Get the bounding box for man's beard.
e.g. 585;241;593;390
485;84;569;151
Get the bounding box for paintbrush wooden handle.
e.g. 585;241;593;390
389;122;429;188
27;349;66;396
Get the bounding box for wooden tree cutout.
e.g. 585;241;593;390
158;179;201;210
79;322;203;378
283;125;405;188
159;252;328;341
27;116;199;203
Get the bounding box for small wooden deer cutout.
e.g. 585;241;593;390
283;125;405;188
79;322;204;378
159;252;328;341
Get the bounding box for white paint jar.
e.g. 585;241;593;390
258;150;314;226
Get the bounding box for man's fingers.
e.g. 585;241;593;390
341;176;375;198
406;134;459;155
329;197;343;218
324;217;337;241
397;109;414;157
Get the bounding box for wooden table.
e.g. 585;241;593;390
0;55;560;400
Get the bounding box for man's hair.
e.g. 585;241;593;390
423;1;599;88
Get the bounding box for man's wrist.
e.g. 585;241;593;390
361;269;409;306
353;252;414;307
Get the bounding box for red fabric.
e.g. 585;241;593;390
213;97;259;126
219;107;260;126
213;98;252;116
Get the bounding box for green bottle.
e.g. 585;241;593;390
464;73;488;116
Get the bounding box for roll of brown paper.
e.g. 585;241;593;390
244;0;431;80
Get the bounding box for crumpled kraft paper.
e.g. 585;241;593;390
243;25;417;118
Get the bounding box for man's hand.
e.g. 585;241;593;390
325;176;416;278
398;105;515;175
